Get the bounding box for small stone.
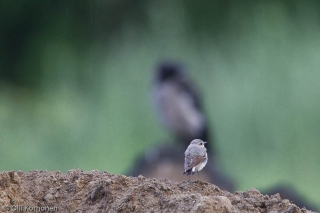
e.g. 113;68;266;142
138;175;145;180
90;186;104;201
76;179;87;189
270;193;281;200
44;193;54;201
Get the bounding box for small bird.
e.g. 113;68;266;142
153;62;212;153
183;139;208;180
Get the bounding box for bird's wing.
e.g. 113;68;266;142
184;147;207;171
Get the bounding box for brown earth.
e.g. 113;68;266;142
0;170;315;213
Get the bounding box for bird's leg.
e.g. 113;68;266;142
197;171;199;179
188;175;191;182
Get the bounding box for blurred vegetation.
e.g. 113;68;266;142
1;0;320;209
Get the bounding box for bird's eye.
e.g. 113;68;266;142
200;143;203;145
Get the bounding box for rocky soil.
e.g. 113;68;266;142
0;170;316;212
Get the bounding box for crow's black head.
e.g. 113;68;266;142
156;62;182;82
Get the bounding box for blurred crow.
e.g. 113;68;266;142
153;62;213;153
128;62;235;190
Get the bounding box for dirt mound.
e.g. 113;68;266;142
0;170;315;212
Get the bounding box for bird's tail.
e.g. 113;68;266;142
183;169;194;176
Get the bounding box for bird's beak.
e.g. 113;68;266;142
203;141;207;144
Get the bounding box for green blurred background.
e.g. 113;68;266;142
1;0;319;209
